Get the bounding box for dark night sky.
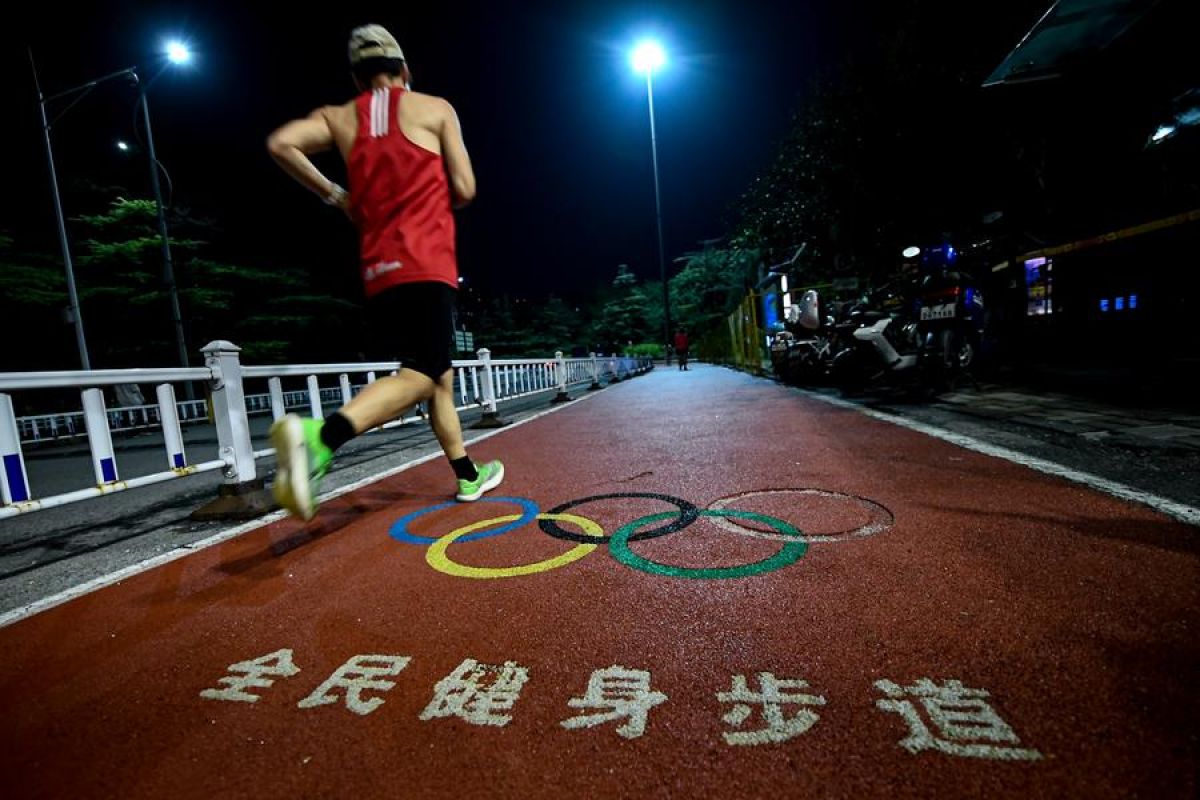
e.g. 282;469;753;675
5;1;1044;302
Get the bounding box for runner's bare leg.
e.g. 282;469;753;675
428;369;468;460
338;369;436;433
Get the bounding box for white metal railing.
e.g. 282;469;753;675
0;342;652;518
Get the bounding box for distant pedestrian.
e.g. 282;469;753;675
674;328;690;370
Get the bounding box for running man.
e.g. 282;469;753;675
265;24;503;520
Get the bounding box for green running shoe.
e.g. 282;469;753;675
269;414;333;520
456;460;505;502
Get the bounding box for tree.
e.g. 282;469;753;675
590;265;653;352
72;197;203;366
0;233;75;371
526;295;581;354
69;194;359;366
667;245;761;343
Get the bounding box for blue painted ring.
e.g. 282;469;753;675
389;496;540;545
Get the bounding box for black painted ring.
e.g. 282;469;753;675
539;492;700;544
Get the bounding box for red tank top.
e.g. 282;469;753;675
348;87;458;297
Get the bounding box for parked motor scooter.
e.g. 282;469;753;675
915;266;985;387
770;289;834;385
828;282;924;392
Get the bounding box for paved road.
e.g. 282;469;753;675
1;363;1195;798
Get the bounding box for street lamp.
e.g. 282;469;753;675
165;40;192;66
30;40;193;378
630;39;672;359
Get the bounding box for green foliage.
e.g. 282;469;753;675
0;234;66;307
589;265;654;351
0;191;367;370
0;234;76;371
474;294;587;357
624;343;665;358
663;245;761;347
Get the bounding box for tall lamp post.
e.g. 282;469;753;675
630;39;672;358
141;40;193;378
30;40;193;377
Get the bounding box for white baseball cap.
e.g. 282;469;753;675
348;24;405;65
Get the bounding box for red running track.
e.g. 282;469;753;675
1;364;1196;799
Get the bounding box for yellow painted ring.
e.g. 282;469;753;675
426;513;602;579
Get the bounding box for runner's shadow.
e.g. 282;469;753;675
214;490;444;577
127;490;444;611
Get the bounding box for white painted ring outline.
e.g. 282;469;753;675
707;488;894;543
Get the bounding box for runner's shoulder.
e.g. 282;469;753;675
317;101;358;122
404;91;456;119
311;102;357;138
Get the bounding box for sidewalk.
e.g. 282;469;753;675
935;381;1200;452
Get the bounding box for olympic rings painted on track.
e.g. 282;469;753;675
389;496;539;545
426;513;603;579
539;493;700;544
609;509;807;580
706;489;894;543
389;488;891;580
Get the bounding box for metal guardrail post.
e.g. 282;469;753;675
307;375;323;419
268;377;285;421
203;341;256;484
588;352;602;390
0;393;31;505
471;348;507;429
340;373;353;405
552;351;572;404
156;383;187;469
194;340;272;520
479;349;498;414
82;388;118;485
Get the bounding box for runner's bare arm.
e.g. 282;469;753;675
267;109;348;208
439;101;476;208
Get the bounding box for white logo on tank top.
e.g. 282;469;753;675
364;261;403;282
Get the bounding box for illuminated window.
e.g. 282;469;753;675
1115;297;1125;311
1129;294;1138;309
1099;298;1110;313
1025;257;1053;316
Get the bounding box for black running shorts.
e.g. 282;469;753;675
366;282;457;381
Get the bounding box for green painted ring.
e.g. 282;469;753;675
609;509;807;579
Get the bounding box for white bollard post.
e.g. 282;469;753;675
588;352;602;391
156;383;187;469
0;393;31;504
471;348;506;428
268;377;285;421
479;349;498;414
202;341;257;485
82;388;118;485
340;373;353;405
307;375;323;419
192;341;272;520
552;351;572;404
